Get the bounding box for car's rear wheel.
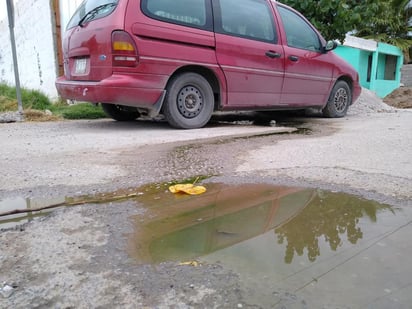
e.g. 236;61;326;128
163;73;214;129
322;81;352;118
101;103;140;121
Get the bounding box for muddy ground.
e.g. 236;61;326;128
383;86;412;109
0;89;411;308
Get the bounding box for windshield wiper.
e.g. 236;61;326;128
78;3;116;27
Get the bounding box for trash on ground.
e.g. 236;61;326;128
179;261;201;267
169;184;206;195
0;284;15;298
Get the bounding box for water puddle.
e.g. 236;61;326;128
127;182;412;307
1;182;407;269
127;183;397;264
0;188;148;230
0;177;209;230
0;196;67;230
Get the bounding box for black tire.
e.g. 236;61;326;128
163;73;214;129
322;81;352;118
101;104;140;121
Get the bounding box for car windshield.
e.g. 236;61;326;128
66;0;119;29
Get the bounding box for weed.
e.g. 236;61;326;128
24;109;62;122
52;103;106;119
0;95;17;112
0;83;52;110
0;83;107;120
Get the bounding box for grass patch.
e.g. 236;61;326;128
52;102;107;119
0;95;18;112
0;83;51;110
0;83;107;120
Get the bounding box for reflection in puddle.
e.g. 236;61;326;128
275;191;393;264
0;196;66;229
127;183;393;265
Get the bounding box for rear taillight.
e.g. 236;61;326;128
112;30;138;67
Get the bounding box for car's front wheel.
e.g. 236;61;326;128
322;81;352;118
101;103;140;121
163;73;214;129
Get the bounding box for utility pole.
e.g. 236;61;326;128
6;0;23;116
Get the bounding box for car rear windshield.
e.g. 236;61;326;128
66;0;119;29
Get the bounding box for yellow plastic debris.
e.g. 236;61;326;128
181;185;206;195
179;261;200;267
169;184;195;194
169;183;206;195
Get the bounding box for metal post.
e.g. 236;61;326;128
6;0;23;115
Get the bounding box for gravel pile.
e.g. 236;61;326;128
348;88;395;116
0;111;24;123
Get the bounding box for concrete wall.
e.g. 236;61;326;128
401;64;412;87
0;0;59;99
0;0;82;100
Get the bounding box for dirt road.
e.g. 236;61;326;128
1;94;411;308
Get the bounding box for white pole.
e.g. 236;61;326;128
6;0;23;116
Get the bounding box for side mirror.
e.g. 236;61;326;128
324;40;338;53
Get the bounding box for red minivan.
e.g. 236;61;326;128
56;0;361;129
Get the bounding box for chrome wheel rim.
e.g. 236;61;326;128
334;88;348;112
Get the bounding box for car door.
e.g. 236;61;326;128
213;0;285;108
275;4;335;106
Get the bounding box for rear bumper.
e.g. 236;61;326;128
55;73;168;108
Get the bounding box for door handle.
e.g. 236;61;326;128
265;51;281;59
288;55;299;62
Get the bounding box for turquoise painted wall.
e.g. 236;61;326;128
334;43;403;98
335;46;372;88
359;50;372;88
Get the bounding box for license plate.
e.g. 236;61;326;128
74;58;87;74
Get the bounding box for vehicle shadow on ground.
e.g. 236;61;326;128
75;110;315;131
209;111;311;128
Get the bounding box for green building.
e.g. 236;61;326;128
334;35;404;98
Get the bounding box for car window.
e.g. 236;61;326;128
215;0;277;43
142;0;210;30
278;6;321;52
67;0;118;29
